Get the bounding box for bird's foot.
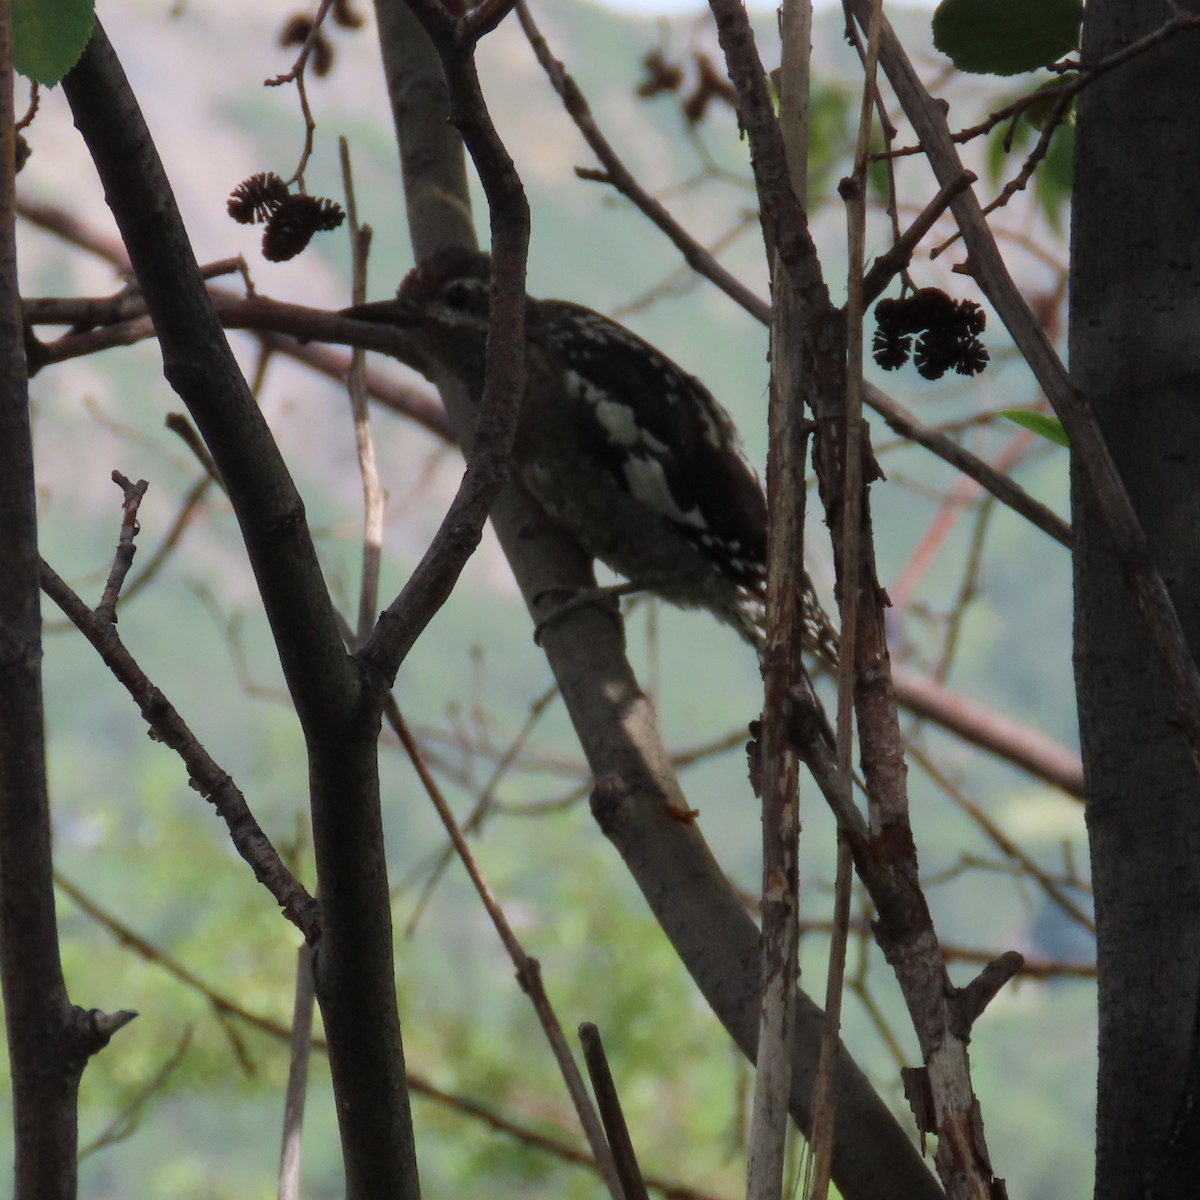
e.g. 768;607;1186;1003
531;583;638;645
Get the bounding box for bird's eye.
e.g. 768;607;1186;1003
443;280;474;309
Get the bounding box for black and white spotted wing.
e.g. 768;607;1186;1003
533;300;767;592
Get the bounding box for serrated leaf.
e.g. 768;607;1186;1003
933;0;1082;77
14;0;95;87
1001;408;1069;447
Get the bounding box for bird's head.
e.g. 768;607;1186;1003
339;247;499;378
342;247;493;332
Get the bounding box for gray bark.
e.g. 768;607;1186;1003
1070;3;1200;1196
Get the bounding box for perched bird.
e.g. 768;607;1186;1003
342;247;835;656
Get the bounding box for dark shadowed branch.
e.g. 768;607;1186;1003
63;22;419;1199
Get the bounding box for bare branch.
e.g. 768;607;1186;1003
277;945;315;1200
853;0;1200;782
264;0;339;185
26;288;452;440
39;555;320;938
95;471;147;623
354;0;530;695
338;138;386;645
515;1;770;324
865;382;1072;549
386;699;624;1199
860;170;976;305
579;1023;649;1200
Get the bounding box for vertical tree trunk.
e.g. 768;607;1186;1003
1070;3;1200;1196
0;4;86;1195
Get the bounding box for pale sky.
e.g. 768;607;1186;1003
598;0;928;12
597;0;820;11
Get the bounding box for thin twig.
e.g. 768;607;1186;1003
515;1;770;325
385;696;623;1200
42;473;217;636
96;471;148;623
403;685;559;937
907;741;1094;933
579;1023;647;1200
338;137;386;645
277;944;315;1200
40;553;318;937
865;383;1072;549
855;0;1200;784
55;871;725;1200
78;1028;192;1159
933;493;996;683
264;0;337;185
859;170;976;306
808;4;884;1193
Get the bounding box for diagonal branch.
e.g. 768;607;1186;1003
39;555;319;939
63;23;420;1199
374;6;943;1200
356;0;530;696
709;3;1011;1197
853;0;1200;782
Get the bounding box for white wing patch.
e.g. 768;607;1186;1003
595;399;672;455
592;396;640;445
622;456;708;529
568;370;672;455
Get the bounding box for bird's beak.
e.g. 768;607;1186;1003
338;298;417;325
336;298;446;377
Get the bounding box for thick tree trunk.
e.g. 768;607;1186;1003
1070;3;1200;1196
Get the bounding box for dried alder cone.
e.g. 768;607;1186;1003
227;172;345;263
343;248;837;657
872;287;989;380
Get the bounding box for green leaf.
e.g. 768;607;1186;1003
1001;409;1069;447
1023;81;1076;132
14;0;95;86
932;0;1082;77
983;89;1074;230
1035;123;1074;232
